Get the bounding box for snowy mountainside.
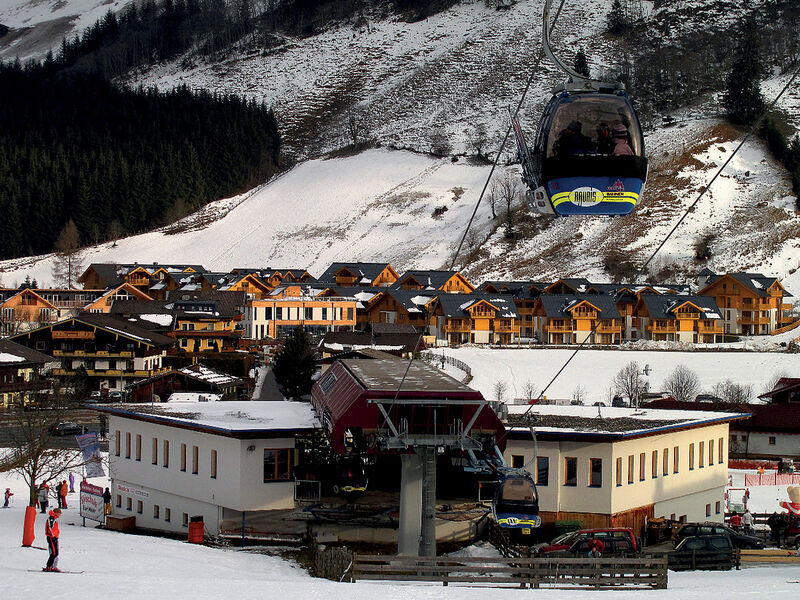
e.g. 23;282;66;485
0;0;133;62
1;121;798;298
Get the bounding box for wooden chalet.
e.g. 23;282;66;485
82;283;154;313
361;289;435;332
698;271;795;335
533;294;623;345
78;263;206;293
390;270;475;293
0;288;61;335
167;290;246;353
316;262;399;288
125;363;247;403
429;293;520;345
634;295;724;343
758;377;800;404
479;281;549;340
245;289;357;339
8;314;173;391
0;339;54;408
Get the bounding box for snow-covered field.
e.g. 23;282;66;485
2;466;799;598
438;346;800;404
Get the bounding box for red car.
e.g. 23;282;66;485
534;527;640;555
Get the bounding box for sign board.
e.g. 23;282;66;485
117;483;149;499
76;432;105;478
80;481;105;523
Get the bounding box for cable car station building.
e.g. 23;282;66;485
503;405;748;537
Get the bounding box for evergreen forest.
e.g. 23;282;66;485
0;63;280;260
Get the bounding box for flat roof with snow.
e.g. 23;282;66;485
505;404;749;441
93;400;319;438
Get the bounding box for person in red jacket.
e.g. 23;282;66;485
730;511;742;530
587;536;605;558
59;481;68;509
44;508;61;572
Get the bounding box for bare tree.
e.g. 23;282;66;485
468;123;489;158
662;364;701;402
0;391;87;508
493;380;508;403
571;384;586;405
346;107;368;147
428;127;452;156
613;361;648;407
492;172;521;238
51;220;84;289
488;182;498;219
522;379;537;403
762;370;789;395
712;379;754;403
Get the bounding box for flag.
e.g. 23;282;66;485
76;432;105;478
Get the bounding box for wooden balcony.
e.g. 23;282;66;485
544;324;573;332
737;316;770;325
698;322;724;333
647;323;678;333
53;350;133;358
596;323;622;333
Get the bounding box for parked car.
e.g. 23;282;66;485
50;422;84;436
675;522;763;549
667;534;735;571
545;534;639;557
778;458;795;474
108;390;127;402
534;528;640;555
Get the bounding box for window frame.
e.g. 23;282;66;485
163;439;169;468
192;445;199;475
652;450;658;479
615;457;622;487
673;445;679;473
263;448;292;482
152;437;158;465
627;455;634;484
639;452;646;481
135;434;142;462
180;443;187;472
564;457;578;487
211;449;217;479
536;456;549;486
589;458;602;488
663;447;669;476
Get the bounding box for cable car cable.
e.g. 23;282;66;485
447;0;568;271
498;62;800;441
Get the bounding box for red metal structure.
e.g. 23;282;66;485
311;358;505;455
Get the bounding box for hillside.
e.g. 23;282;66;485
0;0;798;294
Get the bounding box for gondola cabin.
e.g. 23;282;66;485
493;471;541;534
516;86;647;217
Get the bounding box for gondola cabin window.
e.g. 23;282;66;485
264;448;292;482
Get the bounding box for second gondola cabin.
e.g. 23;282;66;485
523;84;648;217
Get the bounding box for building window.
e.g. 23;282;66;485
163;440;169;468
769;436;776;445
182;513;189;527
709;439;714;465
699;441;704;468
663;448;669;476
192;446;199;475
263;448;292;481
673;446;680;473
536;456;549;486
706;504;711;517
211;450;217;479
135;434;142;461
154;505;160;519
180;444;187;472
589;458;602;487
137;500;143;514
116;495;122;508
615;457;622;486
126;497;132;511
639;452;646;481
715;501;721;514
627;455;634;484
304;307;313;320
265;307;272;320
689;443;695;470
165;508;171;523
115;430;121;456
126;432;131;459
347;307;354;320
511;455;525;468
152;437;158;465
718;437;724;463
564;457;577;486
652;450;658;479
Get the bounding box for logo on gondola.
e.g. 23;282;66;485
505;517;519;526
569;187;603;207
609;179;625;192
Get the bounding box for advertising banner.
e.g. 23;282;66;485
76;432;105;478
80;481;105;523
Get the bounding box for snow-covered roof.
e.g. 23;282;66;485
94;400;319;434
167;392;222;403
505;404;748;439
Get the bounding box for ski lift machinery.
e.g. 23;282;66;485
511;0;648;217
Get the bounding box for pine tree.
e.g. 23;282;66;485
724;19;765;125
272;327;316;400
607;0;629;35
574;48;590;78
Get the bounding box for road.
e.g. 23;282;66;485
0;408;109;451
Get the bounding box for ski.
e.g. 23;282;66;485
29;569;85;574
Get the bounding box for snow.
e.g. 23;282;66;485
436;347;800;404
139;314;174;327
2;465;800;598
0;352;26;363
104;400;318;432
167;392;221;403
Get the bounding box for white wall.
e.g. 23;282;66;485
503;422;730;518
108;415;298;534
735;431;800;459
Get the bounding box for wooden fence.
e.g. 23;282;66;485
352;554;668;589
665;548;740;571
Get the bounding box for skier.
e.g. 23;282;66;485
37;483;49;514
44;508;62;572
59;481;68;509
68;472;75;494
103;488;112;516
3;487;13;507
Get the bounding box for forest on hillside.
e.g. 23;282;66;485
0;63;280;259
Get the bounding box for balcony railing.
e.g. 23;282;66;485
52;350;133;358
647;323;678;332
737;316;770;325
698;322;724;332
544;324;573;332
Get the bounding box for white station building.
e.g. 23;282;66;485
503;404;749;536
96;399;317;535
